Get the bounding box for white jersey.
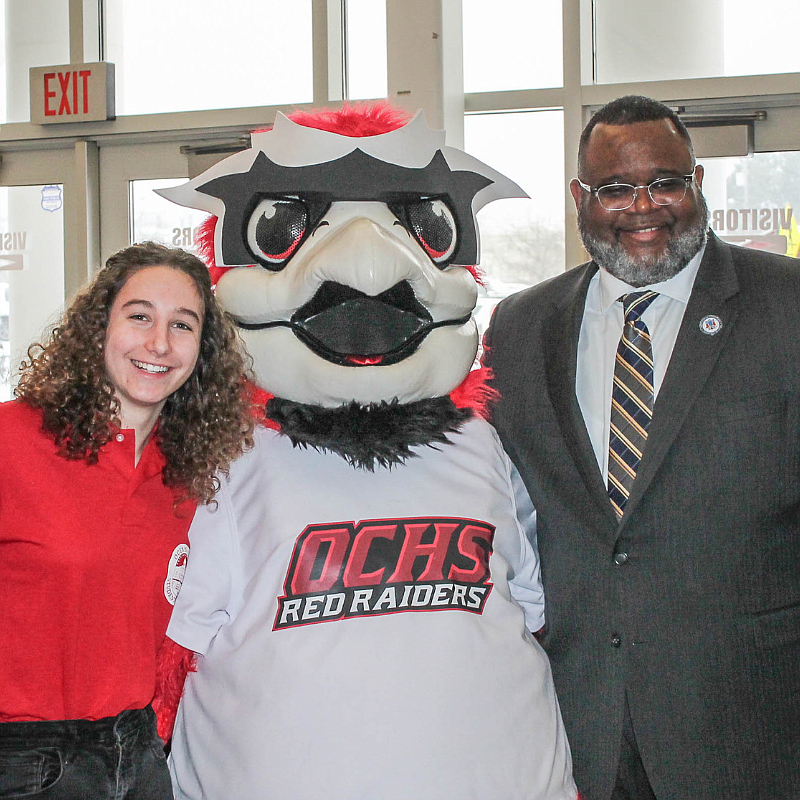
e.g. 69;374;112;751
167;418;576;800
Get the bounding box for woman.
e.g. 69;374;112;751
0;242;254;799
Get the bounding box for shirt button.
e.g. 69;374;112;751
613;552;629;565
115;433;125;442
611;635;622;648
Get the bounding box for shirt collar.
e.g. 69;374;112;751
110;425;166;478
596;241;706;314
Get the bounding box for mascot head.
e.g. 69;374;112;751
159;104;525;411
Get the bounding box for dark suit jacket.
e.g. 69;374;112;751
484;232;800;800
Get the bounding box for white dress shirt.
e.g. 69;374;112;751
575;244;705;479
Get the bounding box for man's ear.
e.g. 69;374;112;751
569;179;584;212
694;164;705;191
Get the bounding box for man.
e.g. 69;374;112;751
484;95;800;800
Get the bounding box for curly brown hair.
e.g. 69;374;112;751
15;241;254;505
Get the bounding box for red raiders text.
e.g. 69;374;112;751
275;517;496;629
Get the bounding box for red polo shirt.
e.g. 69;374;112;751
0;400;194;721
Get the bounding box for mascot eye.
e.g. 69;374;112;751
246;197;309;270
405;199;457;265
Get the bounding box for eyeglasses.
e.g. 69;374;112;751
576;171;697;211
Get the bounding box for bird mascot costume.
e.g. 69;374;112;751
156;103;578;800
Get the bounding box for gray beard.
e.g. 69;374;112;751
579;200;709;287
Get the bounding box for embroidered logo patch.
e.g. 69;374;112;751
274;516;495;630
164;543;190;605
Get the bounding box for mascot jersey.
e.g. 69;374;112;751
167;419;576;800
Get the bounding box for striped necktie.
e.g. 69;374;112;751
608;290;658;519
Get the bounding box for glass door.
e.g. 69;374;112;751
699;151;800;258
98;141;225;263
0;151;69;399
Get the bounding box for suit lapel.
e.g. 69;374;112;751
543;264;619;528
622;233;741;521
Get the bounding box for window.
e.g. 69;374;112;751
463;0;563;92
723;0;800;77
130;179;208;252
2;0;70;123
105;0;313;115
346;0;388;100
594;0;800;84
700;151;800;257
464;109;565;331
0;184;65;394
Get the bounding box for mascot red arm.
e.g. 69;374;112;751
154;103;579;800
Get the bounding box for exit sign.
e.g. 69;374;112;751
29;62;115;124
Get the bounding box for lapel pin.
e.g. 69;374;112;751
699;315;722;335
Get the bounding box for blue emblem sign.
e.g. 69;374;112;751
41;185;63;212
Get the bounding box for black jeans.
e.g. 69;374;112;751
0;706;172;799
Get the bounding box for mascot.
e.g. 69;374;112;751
157;104;578;800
